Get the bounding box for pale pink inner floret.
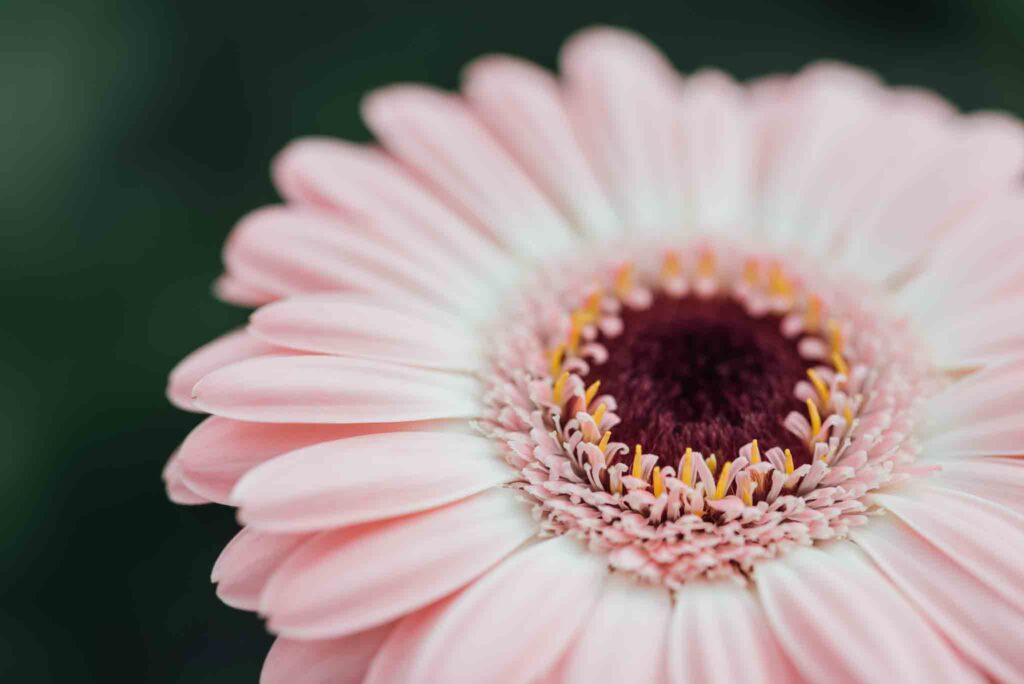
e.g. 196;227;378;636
480;237;934;587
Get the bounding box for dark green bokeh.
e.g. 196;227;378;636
2;0;1021;681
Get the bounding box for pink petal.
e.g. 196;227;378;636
924;355;1024;437
248;293;482;372
923;415;1024;458
261;623;394;684
191;355;480;424
837;112;1024;285
364;534;607;683
213;274;276;308
461;55;620;239
270;138;514;289
167;328;285;412
873;486;1024;612
893;194;1024;354
669;580;802;684
362;84;576;262
559;27;685;235
677;69;755;236
162;450;209;505
756;543;981;683
177;416;462;505
232;432;518;532
259;489;535;639
559;573;671;683
211;527;310;611
933;458;1024;515
853;515;1024;683
222;205;464;311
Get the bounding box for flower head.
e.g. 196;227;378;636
166;27;1024;683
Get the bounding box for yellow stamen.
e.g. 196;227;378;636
661;251;682;280
784;448;794;475
584;289;603;318
567;311;586;354
828;319;844;354
614;263;634;299
740;480;754;506
743;258;760;286
697;249;716;279
584;380;601;408
806;368;830;404
548;344;565;378
805;295;822;331
707;454;718;476
831;351;849;377
749;439;761;465
843;404;854;427
591;402;607;427
806;398;822;438
652;467;665;497
598;430;612;452
768;263;793;298
681;447;693;486
552;370;570;405
713;461;733;500
631;444;643;479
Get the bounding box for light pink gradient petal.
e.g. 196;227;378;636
677;69;755;235
367;535;607;683
161;450;209;505
559;27;685;235
222;206;466;312
558;573;671;683
270;138;515;289
167;328;286;411
933;458;1024;514
259;489;534;639
669;580;802;684
874;486;1024;612
213;274;277;308
248;293;482;372
461;55;621;239
362;85;576;261
191;355;481;424
176;417;463;504
757;544;981;683
853;515;1024;683
211;527;310;611
261;623;394;684
232;432;517;532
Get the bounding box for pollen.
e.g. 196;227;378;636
584;380;601;408
652;467;665;497
713;461;732;500
549;343;565;377
631;444;643;479
807;368;830;404
614;263;635;299
598;430;612;452
784;448;795;475
552;370;570;405
697;248;716;279
661;251;682;280
749;439;761;465
681;447;693;486
591;402;607;427
831;350;849;377
806;397;822;439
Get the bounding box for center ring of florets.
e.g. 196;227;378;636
480;239;932;587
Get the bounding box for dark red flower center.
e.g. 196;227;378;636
587;296;812;470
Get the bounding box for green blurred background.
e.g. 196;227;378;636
2;0;1022;680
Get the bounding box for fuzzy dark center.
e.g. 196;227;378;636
590;296;811;470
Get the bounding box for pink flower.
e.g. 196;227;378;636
165;26;1024;683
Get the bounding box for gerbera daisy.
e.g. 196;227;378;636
164;26;1024;683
